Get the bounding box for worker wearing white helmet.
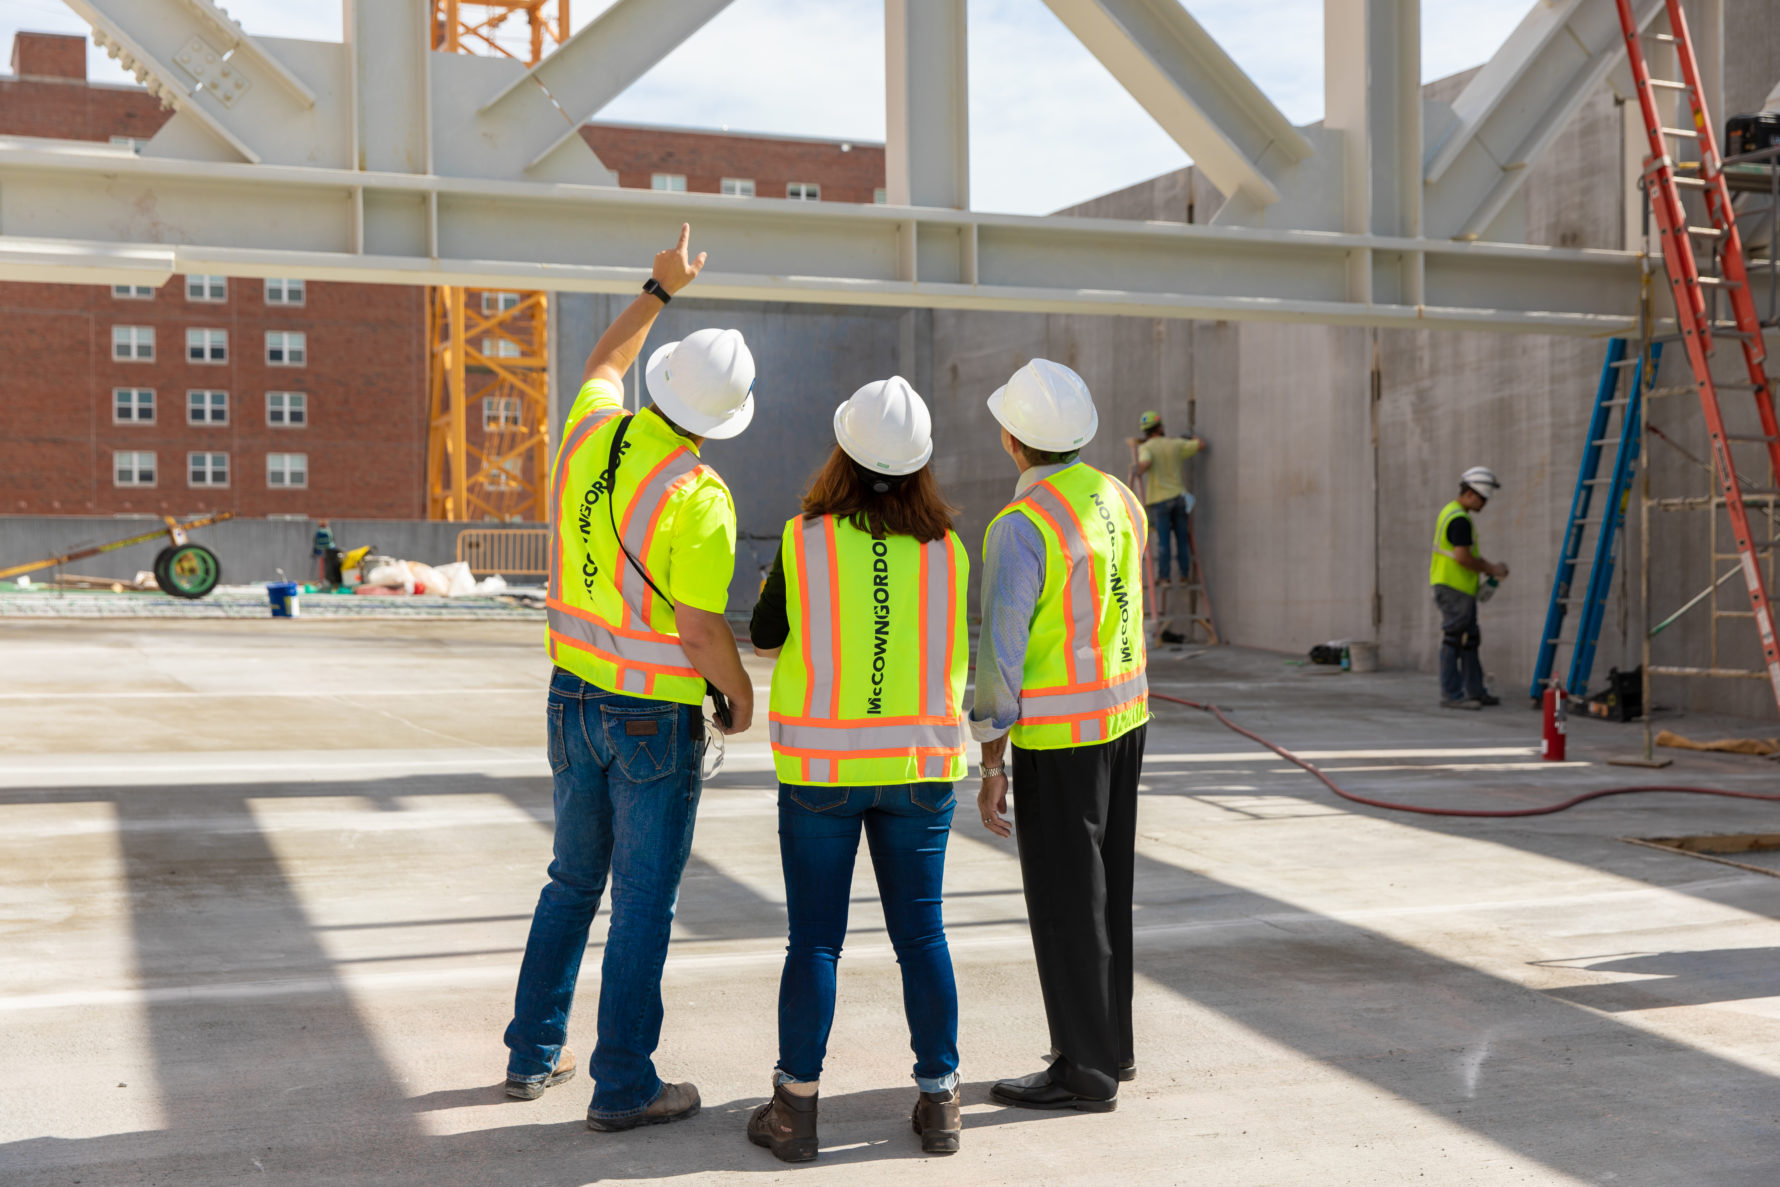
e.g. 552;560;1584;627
970;359;1150;1113
745;376;970;1161
1430;465;1510;709
505;224;754;1132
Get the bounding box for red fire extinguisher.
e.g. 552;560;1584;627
1542;682;1567;762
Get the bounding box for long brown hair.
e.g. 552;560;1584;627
800;446;957;543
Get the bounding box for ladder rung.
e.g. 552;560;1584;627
1610;358;1641;368
1687;226;1725;238
1590;437;1629;446
1644;32;1678;42
1693;276;1741;288
1648;79;1690;90
1671;177;1709;189
1661;126;1700;139
1646;386;1697;397
1582;477;1615;485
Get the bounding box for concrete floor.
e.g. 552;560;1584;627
3;619;1780;1186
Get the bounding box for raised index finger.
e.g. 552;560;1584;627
675;222;691;255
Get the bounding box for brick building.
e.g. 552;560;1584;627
1;31;885;520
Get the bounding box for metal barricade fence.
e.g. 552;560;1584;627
456;527;549;578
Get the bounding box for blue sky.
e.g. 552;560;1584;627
2;0;1532;214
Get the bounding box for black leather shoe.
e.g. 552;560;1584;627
1477;693;1501;707
989;1069;1116;1113
1118;1060;1136;1083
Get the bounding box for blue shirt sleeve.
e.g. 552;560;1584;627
968;514;1046;742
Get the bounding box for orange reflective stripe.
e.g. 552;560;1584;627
1040;477;1107;683
547;628;701;679
1019;493;1079;686
770;710;959;728
633;465;707;625
1017;693;1147;728
616;446;688;628
549;409;621;600
771;744;966;761
823;515;842;719
794;517;816;717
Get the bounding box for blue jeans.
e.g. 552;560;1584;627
1435;585;1486;702
504;669;704;1120
776;782;960;1093
1147;495;1192;583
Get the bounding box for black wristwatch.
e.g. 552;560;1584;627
642;277;672;304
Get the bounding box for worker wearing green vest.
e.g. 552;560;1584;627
504;225;756;1132
1430;465;1509;709
745;377;970;1161
970;359;1150;1113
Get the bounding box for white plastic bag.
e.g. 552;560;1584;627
363;559;414;593
406;561;449;596
434;561;477;597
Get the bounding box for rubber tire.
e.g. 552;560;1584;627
151;546;174;591
155;543;221;599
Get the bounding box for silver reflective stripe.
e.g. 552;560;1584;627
1019;483;1100;686
923;755;950;778
1077;718;1103;743
618;668;650;693
921;537;953;717
799;517;838;718
549;409;621;600
808;758;833;782
771;717;963;754
547;606;695;672
1021;669;1149;719
617;449;703;626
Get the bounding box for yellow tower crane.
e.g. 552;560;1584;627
427;1;570;523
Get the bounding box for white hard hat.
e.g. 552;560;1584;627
987;359;1097;453
833;375;933;476
1460;465;1501;496
644;328;756;440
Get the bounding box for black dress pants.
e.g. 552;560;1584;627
1010;724;1145;1100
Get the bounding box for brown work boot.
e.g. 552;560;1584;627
911;1087;961;1155
504;1047;576;1100
747;1080;819;1163
585;1080;700;1132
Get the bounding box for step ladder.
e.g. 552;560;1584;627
1154;515;1218;645
1615;0;1780;715
1531;338;1662;703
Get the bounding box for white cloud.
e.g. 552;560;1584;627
4;0;1534;214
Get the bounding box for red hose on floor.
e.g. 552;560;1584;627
1149;691;1780;818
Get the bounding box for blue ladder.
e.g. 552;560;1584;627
1529;337;1662;703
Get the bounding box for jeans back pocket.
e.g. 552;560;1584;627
602;705;680;783
546;700;571;775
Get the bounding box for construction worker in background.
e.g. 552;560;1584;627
503;224;755;1132
972;359;1149;1114
1431;466;1509;710
744;377;969;1162
1128;411;1205;600
311;518;335;584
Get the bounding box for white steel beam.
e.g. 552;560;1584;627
1040;0;1313;211
1324;0;1422;305
885;0;972;285
1422;0;1664;241
0;138;1643;335
475;0;736;174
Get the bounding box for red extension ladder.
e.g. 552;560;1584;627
1615;0;1780;715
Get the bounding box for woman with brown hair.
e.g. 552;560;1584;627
745;377;970;1162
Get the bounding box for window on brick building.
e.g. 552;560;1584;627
188;451;229;488
268;452;308;489
874;188;887;204
114;451;156;487
481;291;521;313
721;177;755;197
481;336;522;359
186;328;228;364
651;173;687;192
483;396;522;430
187;390;228;425
787;182;821;201
112;326;154;361
112;283;155;299
265;278;305;306
266;331;307;366
113;388;155;424
185;275;227;302
267;391;307;427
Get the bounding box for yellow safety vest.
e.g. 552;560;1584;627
1429;500;1480;596
546;404;727;706
988;461;1149;750
769;515;969;785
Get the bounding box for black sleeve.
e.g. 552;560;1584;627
748;543;790;649
1445;516;1474;549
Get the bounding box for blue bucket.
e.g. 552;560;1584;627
268;581;300;618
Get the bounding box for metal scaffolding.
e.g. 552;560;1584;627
425;2;566;523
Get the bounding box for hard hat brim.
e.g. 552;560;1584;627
987;385;1098;453
644;340;756;440
832;401;932;476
